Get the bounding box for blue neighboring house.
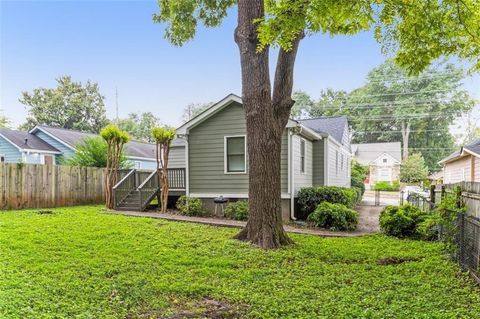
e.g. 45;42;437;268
0;127;61;164
0;125;186;169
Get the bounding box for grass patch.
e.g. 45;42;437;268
1;205;479;318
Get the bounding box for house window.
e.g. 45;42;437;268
300;139;306;173
225;136;246;173
0;155;4;163
335;150;339;175
134;161;142;169
383;158;387;163
341;154;344;170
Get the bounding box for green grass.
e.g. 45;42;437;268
1;206;479;318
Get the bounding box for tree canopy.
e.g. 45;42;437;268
19;76;109;133
0;110;9;128
400;153;429;183
117;112;162;143
182;102;213;123
292;61;476;172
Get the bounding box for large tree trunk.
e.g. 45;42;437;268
233;0;302;249
401;121;411;160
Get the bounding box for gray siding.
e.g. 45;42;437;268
326;138;351;187
34;130;74;164
169;146;185;168
312;139;325;186
293;135;313;195
0;136;22;163
188;101;288;195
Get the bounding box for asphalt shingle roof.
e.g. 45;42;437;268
0;128;60;152
298;116;348;144
35;125;184;160
464;138;480;155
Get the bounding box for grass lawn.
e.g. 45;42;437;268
1;206;479;318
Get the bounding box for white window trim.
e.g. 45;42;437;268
300;138;306;174
224;135;247;174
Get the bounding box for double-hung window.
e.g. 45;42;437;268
300;139;306;173
225;136;246;173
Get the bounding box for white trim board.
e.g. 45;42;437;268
189;193;292;199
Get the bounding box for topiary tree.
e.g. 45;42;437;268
152;127;176;213
400;153;428;183
100;125;130;209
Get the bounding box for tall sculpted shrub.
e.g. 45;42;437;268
101;125;130;209
152;127;176;213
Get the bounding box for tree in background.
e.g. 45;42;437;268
100;125;130;209
291;91;314;119
152;127;176;213
400;153;429;183
293;61;476;172
0;110;9;128
117;112;162;143
182;102;212;123
19;76;108;133
155;0;479;248
62;137;130;168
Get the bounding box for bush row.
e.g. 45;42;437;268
176;195;248;221
297;186;360;216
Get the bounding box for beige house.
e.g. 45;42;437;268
439;138;480;184
351;142;402;188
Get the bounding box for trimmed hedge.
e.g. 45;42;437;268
307;202;358;231
224;200;248;221
373;181;400;191
379;204;428;238
176;196;204;216
297;186;360;217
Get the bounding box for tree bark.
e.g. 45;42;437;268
233;0;302;249
401;121;411;160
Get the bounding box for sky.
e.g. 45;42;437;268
1;0;479;130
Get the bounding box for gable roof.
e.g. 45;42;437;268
439;138;480;164
298;117;348;145
351;142;402;165
30;125;184;160
0;128;61;153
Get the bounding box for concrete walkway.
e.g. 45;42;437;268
107;208;380;237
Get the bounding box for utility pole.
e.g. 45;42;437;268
115;87;119;123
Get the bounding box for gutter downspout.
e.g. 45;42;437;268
289;130;296;220
324;137;329;186
184;135;190;196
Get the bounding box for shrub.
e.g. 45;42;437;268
351;161;368;196
374;181;400;191
307;202;358;231
297;186;358;217
224;200;248;221
417;214;441;241
379;204;428;238
400;153;428;183
176;196;204;216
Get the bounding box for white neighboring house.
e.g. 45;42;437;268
439;138;480;183
351;142;402;188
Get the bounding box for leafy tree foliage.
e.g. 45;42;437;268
400;153;429;183
154;0;479;249
0;110;9;128
62;137;130;168
20;76;109;133
117;112;162;143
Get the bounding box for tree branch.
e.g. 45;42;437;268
272;31;305;128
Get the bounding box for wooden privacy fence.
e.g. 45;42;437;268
0;163;106;210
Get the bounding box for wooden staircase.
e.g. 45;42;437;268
113;168;185;211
